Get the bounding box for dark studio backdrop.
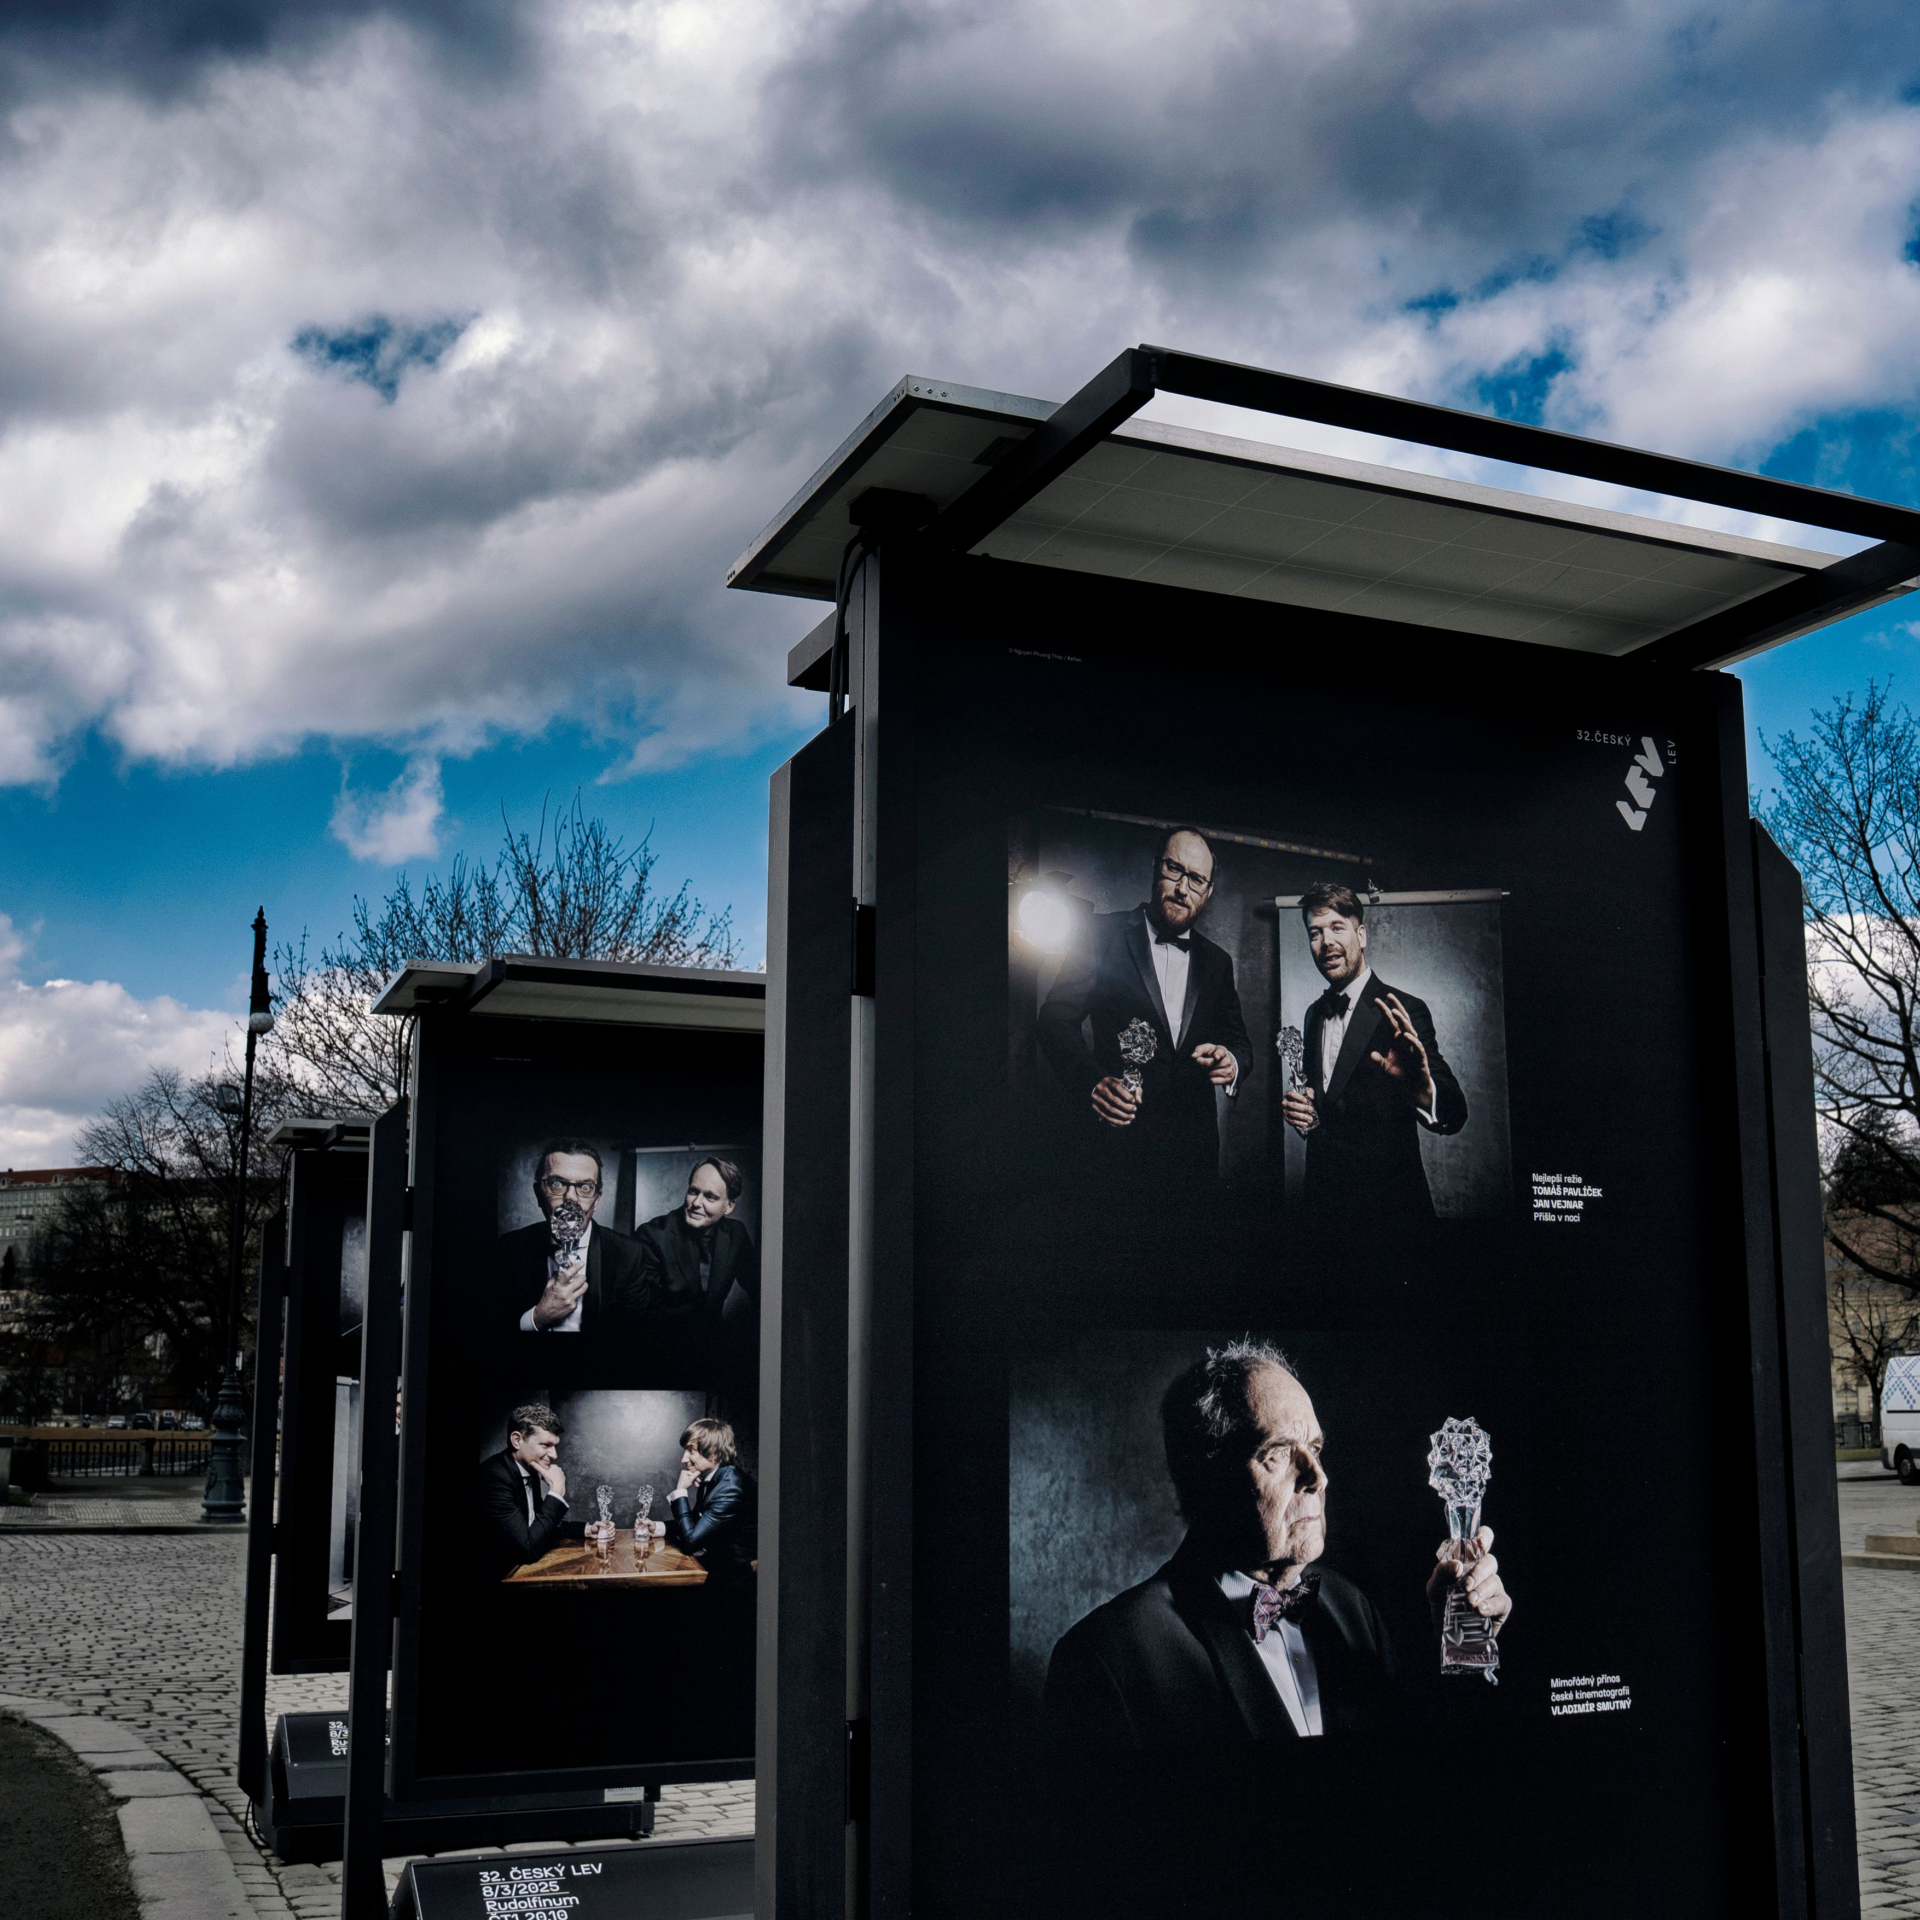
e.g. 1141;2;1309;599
1009;808;1512;1213
391;1013;763;1801
853;551;1779;1920
476;1388;715;1535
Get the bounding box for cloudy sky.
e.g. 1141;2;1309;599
5;0;1920;1160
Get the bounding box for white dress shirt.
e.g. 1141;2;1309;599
1216;1569;1323;1737
518;1220;592;1332
1316;964;1372;1091
1145;916;1237;1092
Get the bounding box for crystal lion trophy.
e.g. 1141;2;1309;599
1275;1024;1315;1128
1118;1017;1157;1104
1427;1416;1499;1683
593;1484;614;1562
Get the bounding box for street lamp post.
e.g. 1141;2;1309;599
201;908;273;1524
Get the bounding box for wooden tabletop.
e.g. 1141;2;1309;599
503;1531;707;1589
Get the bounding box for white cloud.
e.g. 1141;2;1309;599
330;754;446;863
0;0;1917;793
0;915;235;1165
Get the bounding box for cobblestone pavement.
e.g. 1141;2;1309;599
29;1490;1920;1917
1843;1478;1920;1919
0;1530;751;1919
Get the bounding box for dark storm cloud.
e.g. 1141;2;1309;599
0;0;527;102
2;0;1920;789
758;0;1920;293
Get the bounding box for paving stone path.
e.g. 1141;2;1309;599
0;1530;752;1919
1843;1478;1920;1919
20;1489;1920;1916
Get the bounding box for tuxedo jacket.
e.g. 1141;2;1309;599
626;1212;758;1337
1036;906;1251;1178
665;1462;758;1586
1300;973;1466;1222
476;1446;568;1575
498;1217;646;1337
1044;1544;1399;1749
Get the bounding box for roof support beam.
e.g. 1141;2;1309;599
1145;347;1920;549
1626;539;1920;673
925;347;1158;554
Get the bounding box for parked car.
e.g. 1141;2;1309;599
181;1415;206;1432
105;1414;129;1430
1883;1357;1920;1483
129;1413;155;1430
156;1412;179;1431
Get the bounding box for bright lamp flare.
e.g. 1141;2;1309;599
1017;888;1073;955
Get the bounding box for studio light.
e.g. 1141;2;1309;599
1016;887;1074;956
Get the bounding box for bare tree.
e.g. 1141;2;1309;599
273;796;741;1114
1762;683;1920;1288
7;1063;294;1415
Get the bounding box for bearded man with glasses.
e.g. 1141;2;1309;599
1037;826;1250;1192
500;1139;645;1335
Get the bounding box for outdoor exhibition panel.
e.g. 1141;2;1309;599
270;1120;372;1674
377;957;768;1807
745;350;1876;1920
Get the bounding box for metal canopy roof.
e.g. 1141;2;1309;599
730;349;1920;676
266;1117;371;1151
371;955;766;1032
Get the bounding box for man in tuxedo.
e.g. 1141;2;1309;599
1044;1341;1510;1747
625;1158;758;1369
476;1403;570;1576
1035;827;1251;1189
500;1140;646;1334
1281;882;1468;1222
660;1417;757;1588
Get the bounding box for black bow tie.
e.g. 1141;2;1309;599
1319;989;1350;1016
1152;930;1192;952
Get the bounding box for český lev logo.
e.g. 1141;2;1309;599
1616;737;1664;832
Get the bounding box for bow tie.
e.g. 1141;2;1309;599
1318;988;1350;1016
1250;1570;1320;1641
1151;930;1192;952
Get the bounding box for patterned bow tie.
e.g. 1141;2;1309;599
1152;931;1192;952
1250;1570;1320;1641
1319;988;1350;1016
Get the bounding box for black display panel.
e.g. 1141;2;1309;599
272;1141;370;1673
856;552;1793;1919
391;1011;763;1802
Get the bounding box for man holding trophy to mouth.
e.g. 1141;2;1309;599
1036;826;1250;1191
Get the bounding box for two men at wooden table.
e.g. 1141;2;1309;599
479;1404;757;1587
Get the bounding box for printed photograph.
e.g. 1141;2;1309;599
474;1389;758;1593
1009;809;1512;1217
1010;1330;1533;1746
495;1136;760;1370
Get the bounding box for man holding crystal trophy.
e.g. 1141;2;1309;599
1035;826;1250;1191
1044;1340;1512;1747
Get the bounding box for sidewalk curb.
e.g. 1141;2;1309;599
0;1695;255;1919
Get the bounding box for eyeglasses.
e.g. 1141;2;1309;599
537;1176;600;1199
1156;855;1212;895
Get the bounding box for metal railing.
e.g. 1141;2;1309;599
4;1431;212;1477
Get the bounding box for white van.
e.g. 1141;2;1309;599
1882;1356;1920;1482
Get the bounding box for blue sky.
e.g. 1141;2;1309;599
7;0;1920;1158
